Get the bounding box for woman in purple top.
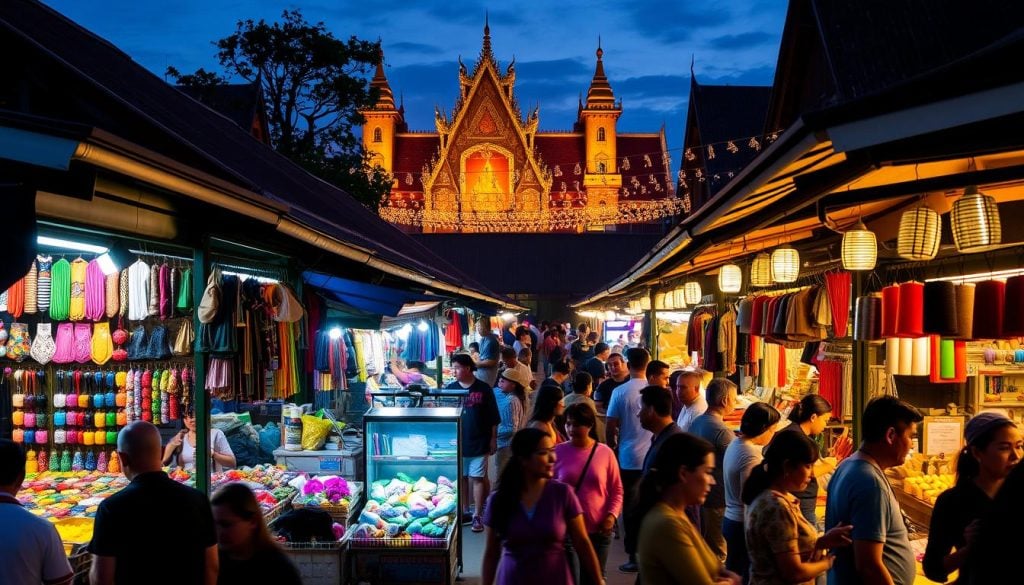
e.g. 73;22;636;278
481;428;605;585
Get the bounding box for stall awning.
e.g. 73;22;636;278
303;271;442;318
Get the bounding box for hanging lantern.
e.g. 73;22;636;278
750;252;772;287
951;185;1001;252
671;288;687;309
841;221;877;270
640;296;651;311
771;246;800;283
683;282;702;305
718;264;742;293
654;292;667;310
897;207;941;261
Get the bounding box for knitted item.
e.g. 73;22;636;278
105;272;120;318
7;277;25;319
48;449;60;471
60;450;72;472
159;264;172;319
71;450;84;471
6;323;32;362
84;450;96;471
36;255;52;312
53;323;75;364
170;267;179;318
50;258;71;320
73;323;92;364
69;258;88;321
97;451;108;472
119;268;129;318
177;268;193;310
108;451;121;473
24;261;37;314
149;264;160;316
84;259;106;321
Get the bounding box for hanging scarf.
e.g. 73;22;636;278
84;259;106;321
119;268;130;317
49;258;72;321
177;267;192;310
159;264;172;319
24;261;37;314
6;276;25;319
169;267;179;318
68;258;88;321
148;264;160;316
36;255;52;312
105;272;120;318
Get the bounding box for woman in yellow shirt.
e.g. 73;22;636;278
637;433;743;585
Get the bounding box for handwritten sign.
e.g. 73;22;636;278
922;416;964;456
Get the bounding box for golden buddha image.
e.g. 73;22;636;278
463;149;510;213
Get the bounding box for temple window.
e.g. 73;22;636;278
597;127;606;141
373;127;382;142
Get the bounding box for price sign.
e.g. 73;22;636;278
922;416;964;456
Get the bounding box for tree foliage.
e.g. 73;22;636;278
168;9;391;209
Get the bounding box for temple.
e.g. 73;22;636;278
364;23;676;233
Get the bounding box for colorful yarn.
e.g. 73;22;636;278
880;285;900;338
49;258;71;320
924;281;958;336
896;281;925;337
973;280;1006;339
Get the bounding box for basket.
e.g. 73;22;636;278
291;481;363;524
68;544;92;585
281;539;346;585
348;523;452;549
263;497;293;524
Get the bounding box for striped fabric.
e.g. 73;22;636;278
36;255;52;312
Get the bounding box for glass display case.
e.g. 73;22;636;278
349;407;461;584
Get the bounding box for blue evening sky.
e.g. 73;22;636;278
43;0;788;167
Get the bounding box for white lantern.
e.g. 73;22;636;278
640;296;652;311
951;186;1001;252
671;288;687;309
718;264;742;293
750;252;772;287
683;282;702;305
898;208;941;261
654;292;667;310
841;221;877;270
771;246;800;283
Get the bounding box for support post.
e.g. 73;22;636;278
193;240;210;496
851;271;869;446
648;288;658;359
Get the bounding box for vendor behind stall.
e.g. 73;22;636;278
163;408;236;472
389;358;437;388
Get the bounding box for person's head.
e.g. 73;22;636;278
211;482;276;555
476;319;491;337
605;352;626;379
573;372;593;396
517;347;532;366
531;385;566;423
639;385;674;433
646;360;670;389
586;331;599;344
789;394;832;436
183;408;197;432
705;378;738;416
468;341;479;353
742;430;820;505
517;328;531;345
450;353;477;383
639;433;716;510
577;323;590;336
491;428;556;537
625;347;651;375
673;369;704;407
551;359;571;379
861;396;923;468
501;346;518;368
0;439;27;495
593;342;610;360
740;402;781;446
406;360;426;372
956;412;1022;485
499;368;530;401
117;421;164;479
564;403;597;443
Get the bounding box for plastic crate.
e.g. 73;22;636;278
282;540;346;585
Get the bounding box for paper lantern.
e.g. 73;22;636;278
683;282;702;305
654;292;667;310
671;288;687;309
842;221;877;270
718;264;742;293
750;252;772;287
898;207;941;261
771;246;800;283
640;296;651;311
951;186;1001;252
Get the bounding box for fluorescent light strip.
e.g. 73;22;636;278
37;235;108;254
221;270;279;284
925;268;1024;283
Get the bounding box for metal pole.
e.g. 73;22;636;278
648;288;658;359
851;271;868;446
193;240;210;496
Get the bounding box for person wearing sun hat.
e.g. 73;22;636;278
923;411;1022;585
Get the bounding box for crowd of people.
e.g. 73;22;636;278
464;320;1024;585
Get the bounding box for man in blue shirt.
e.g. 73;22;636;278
826;396;922;585
474;319;500;388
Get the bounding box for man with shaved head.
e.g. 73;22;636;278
88;421;218;585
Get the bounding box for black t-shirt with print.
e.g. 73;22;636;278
448;378;500;457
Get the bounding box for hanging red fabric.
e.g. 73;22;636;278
880;285;900;338
825;271;851;338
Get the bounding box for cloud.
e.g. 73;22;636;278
388;41;444;57
706;31;777;50
617;1;736;43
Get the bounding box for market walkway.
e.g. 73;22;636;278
459;524;635;585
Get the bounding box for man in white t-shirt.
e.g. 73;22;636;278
0;439;74;585
675;368;708;432
605;347;654;573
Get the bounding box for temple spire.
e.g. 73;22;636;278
369;46;396;110
481;12;492;60
585;37;616;109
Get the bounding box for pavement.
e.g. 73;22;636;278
456;519;636;584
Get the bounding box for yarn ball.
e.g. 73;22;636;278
112;328;128;345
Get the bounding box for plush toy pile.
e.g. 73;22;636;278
18;471;129;519
350;473;457;543
293;475;353;506
170;465;299;514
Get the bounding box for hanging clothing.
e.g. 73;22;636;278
127;260;150;321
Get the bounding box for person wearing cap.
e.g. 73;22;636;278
500;347;534;394
923;412;1022;585
448;352;500;533
493;367;530;477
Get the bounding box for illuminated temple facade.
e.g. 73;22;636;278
364;24;676;233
